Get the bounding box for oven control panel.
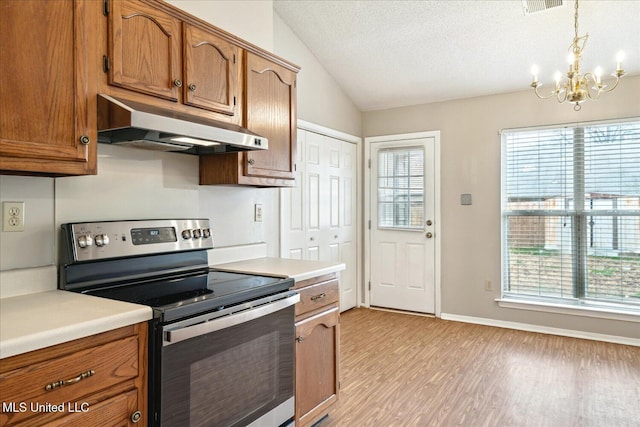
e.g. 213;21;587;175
62;219;214;262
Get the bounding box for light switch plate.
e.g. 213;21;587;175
254;204;263;222
460;194;472;206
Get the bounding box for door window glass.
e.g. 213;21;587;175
377;147;425;229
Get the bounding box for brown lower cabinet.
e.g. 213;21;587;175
0;323;147;427
294;274;340;427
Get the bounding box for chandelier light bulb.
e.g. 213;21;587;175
594;66;602;84
554;71;562;85
616;51;625;70
531;65;539;82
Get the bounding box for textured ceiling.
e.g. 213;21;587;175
274;0;640;111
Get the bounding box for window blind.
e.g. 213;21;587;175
502;120;640;307
378;147;424;229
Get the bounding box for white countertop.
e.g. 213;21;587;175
0;257;341;359
212;257;345;282
0;290;152;359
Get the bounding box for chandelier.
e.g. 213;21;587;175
529;0;625;111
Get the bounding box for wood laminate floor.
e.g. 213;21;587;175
319;308;640;427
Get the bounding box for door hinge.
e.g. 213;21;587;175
102;55;110;73
233;53;236;64
233;96;236;106
294;163;297;172
368;281;371;291
103;0;110;16
368;220;371;230
368;158;371;168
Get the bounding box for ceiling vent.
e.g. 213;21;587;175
522;0;563;15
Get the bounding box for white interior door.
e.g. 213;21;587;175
281;126;359;312
369;137;436;314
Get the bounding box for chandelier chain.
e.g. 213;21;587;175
574;0;579;42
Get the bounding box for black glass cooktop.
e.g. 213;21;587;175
83;270;293;322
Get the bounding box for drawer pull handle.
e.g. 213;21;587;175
310;292;326;301
296;336;304;343
45;369;95;391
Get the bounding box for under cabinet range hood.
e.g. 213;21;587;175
97;94;267;154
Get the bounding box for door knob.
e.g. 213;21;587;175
426;232;433;238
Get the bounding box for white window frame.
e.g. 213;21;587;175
498;118;640;322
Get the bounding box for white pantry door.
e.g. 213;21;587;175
281;127;358;312
369;137;436;313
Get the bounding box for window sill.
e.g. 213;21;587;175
496;298;640;323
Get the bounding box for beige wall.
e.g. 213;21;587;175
363;74;640;339
166;0;273;51
273;14;362;136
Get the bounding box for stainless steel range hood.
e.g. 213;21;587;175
97;94;267;154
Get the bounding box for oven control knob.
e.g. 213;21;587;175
95;234;110;247
181;229;192;239
192;228;202;239
202;228;211;238
77;234;93;248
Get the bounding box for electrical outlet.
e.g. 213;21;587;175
485;279;493;291
254;204;263;222
3;201;25;232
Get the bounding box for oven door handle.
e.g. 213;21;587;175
163;292;300;346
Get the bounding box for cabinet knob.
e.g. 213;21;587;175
296;336;304;343
248;158;255;166
426;232;433;238
173;79;183;88
79;135;91;145
188;83;197;92
130;411;142;423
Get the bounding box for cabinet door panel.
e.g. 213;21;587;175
183;24;241;121
244;53;296;182
109;0;181;101
0;0;96;175
295;306;340;426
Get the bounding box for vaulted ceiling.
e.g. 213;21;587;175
274;0;640;111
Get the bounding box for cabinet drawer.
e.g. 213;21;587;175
295;279;339;317
0;336;139;425
44;389;138;427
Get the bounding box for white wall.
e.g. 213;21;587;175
166;0;273;51
363;74;640;340
273;13;362;137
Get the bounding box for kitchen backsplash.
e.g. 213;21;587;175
0;144;279;272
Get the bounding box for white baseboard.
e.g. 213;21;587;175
440;312;640;347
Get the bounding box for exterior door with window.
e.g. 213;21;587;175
370;137;436;313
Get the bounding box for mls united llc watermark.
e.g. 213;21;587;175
2;401;90;413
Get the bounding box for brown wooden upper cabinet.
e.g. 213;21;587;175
200;52;297;187
108;0;182;102
183;24;242;119
0;0;97;176
106;0;243;125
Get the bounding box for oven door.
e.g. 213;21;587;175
157;292;299;427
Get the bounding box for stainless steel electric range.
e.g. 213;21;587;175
59;219;298;427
